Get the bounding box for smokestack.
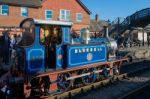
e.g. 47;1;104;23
104;26;109;38
95;14;99;22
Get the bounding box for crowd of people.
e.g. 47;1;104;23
0;31;22;66
0;30;23;99
71;31;103;39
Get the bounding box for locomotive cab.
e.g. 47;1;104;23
19;18;72;74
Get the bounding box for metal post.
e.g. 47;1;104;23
143;29;144;46
106;27;109;38
129;30;132;47
117;17;120;37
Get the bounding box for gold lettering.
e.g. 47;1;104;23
79;49;82;53
82;48;85;52
90;48;93;52
94;48;96;51
75;49;78;53
86;48;89;52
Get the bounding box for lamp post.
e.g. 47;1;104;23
142;29;145;46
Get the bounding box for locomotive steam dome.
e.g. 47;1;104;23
80;28;90;44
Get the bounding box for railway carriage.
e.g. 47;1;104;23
0;18;127;98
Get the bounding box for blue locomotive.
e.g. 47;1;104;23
0;18;126;98
18;18;112;74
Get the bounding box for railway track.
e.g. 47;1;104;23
47;59;150;99
118;81;150;99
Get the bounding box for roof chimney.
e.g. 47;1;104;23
95;14;99;22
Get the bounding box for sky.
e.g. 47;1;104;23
82;0;150;21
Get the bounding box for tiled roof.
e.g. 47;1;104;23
0;0;91;14
76;0;91;14
0;0;42;8
90;20;108;32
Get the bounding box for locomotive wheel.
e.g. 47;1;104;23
102;66;109;78
73;70;84;87
97;67;105;81
113;65;120;75
57;73;72;93
82;68;97;85
30;77;42;98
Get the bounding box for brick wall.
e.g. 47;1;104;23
0;6;38;27
39;0;90;32
0;0;90;32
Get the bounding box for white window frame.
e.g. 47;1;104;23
45;10;53;20
1;5;9;16
60;9;70;21
76;13;83;22
21;7;28;17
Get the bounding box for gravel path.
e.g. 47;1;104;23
72;67;150;99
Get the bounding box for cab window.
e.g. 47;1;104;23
17;28;35;47
18;19;35;47
40;25;62;45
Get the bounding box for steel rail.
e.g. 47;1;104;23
118;81;150;99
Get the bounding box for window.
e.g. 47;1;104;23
45;10;53;20
18;20;35;47
40;26;62;45
21;7;28;17
1;5;9;16
60;9;70;21
18;28;35;47
76;13;83;22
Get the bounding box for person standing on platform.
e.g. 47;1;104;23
0;32;4;64
2;31;10;65
10;34;16;64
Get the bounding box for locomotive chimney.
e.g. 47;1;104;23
104;26;109;38
95;14;99;22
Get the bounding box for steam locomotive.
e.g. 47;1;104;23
0;18;127;98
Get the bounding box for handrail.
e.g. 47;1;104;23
109;8;150;35
130;8;150;21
